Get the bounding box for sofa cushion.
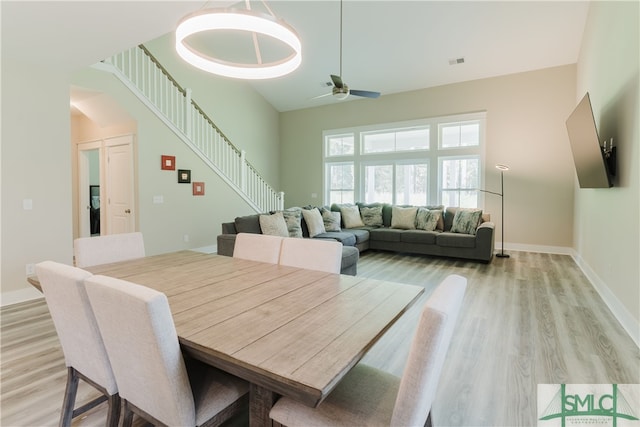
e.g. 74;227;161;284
437;232;476;248
235;214;262;234
360;205;383;227
391;206;418;230
346;228;371;245
369;228;402;243
320;207;341;232
401;230;439;245
259;212;289;237
282;208;303;238
302;208;326;238
340;205;365;228
314;232;356;247
415;208;442;231
450;208;483;235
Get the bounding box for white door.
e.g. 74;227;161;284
105;136;135;234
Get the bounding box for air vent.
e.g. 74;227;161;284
448;57;465;65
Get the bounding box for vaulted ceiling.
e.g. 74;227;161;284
2;1;589;112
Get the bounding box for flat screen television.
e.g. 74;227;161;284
565;92;614;188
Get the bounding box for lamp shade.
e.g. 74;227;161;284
175;9;302;79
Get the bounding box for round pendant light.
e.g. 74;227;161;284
175;8;302;80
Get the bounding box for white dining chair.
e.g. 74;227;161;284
35;261;120;427
279;238;343;273
269;274;467;427
74;232;145;268
233;232;284;264
84;274;249;427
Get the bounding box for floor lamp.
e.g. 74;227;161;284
480;164;510;258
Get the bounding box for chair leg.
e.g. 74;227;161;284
106;394;121;427
424;410;433;427
59;367;80;427
122;401;135;427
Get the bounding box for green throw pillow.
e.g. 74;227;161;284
450;208;483;235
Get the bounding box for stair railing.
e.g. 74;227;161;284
94;44;284;213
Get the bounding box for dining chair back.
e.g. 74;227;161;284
391;274;467;426
233;232;284;264
74;232;145;267
279;237;343;273
85;275;249;427
35;261;120;427
269;274;467;427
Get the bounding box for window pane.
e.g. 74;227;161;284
363;133;395;153
363;128;429;153
396;163;428;205
327;135;354;156
440;157;479;208
330;191;354;205
440;121;480;148
364;165;393;203
396;128;429;151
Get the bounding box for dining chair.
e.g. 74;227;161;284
35;261;120;427
233;232;284;264
278;237;343;273
74;231;145;268
84;274;249;427
269;274;467;427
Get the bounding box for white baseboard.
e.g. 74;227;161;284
500;242;574;255
189;245;217;254
1;287;44;307
572;253;640;349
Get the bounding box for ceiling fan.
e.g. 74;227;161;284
315;0;380;101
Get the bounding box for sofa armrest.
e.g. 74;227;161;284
475;221;495;260
216;234;237;256
221;222;238;234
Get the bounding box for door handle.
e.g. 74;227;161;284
125;209;131;214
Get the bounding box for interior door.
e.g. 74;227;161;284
105;136;134;234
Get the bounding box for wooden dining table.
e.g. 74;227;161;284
29;250;424;427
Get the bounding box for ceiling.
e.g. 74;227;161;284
2;1;590;112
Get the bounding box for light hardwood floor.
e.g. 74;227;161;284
1;250;638;426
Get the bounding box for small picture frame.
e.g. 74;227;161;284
193;182;205;196
178;169;191;183
161;155;176;170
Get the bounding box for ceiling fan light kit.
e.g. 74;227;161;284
175;6;302;80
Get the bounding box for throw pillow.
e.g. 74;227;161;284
259;212;289;237
301;208;326;238
415;208;442;231
281;208;303;238
391;206;418;230
360;206;383;227
450;208;483;235
320;207;341;232
340;205;365;228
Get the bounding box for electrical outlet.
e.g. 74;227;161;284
183;234;190;243
26;263;35;275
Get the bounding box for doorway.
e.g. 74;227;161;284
77;135;135;237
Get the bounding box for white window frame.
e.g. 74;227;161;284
323;113;486;207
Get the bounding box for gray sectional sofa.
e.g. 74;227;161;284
217;203;495;275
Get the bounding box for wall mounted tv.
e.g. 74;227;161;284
565;92;615;188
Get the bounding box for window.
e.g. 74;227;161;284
326;162;354;204
323;114;485;207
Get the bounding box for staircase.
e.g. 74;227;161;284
93;44;284;213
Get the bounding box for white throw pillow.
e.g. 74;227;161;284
340;205;365;229
391;206;418;230
302;208;326;238
259;212;289;237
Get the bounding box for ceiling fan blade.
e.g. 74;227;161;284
350;89;381;99
330;74;344;89
311;92;333;100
